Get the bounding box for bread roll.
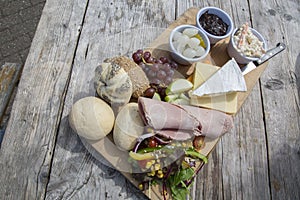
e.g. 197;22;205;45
105;56;149;98
69;97;115;140
113;103;144;151
94;62;132;114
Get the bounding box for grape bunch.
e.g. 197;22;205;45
132;49;178;86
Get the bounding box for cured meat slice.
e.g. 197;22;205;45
181;105;234;139
138;97;201;131
154;129;194;141
138;97;233;139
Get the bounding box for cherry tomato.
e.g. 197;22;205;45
193;136;205;151
148;138;158;148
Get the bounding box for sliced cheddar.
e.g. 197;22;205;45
190;92;238;114
192;62;219;89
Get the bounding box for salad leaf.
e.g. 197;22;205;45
137;146;162;153
185;148;208;163
167;167;194;200
170;185;188;200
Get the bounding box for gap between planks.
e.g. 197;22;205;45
42;0;91;195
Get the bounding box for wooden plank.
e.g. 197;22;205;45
0;0;89;199
136;6;271;199
0;63;21;122
217;2;271;199
175;2;271;200
0;86;17;146
250;0;300;199
0;63;21;146
45;0;175;199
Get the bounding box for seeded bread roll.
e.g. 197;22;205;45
105;56;150;98
94;62;132;114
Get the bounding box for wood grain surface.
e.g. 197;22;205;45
0;0;88;199
46;1;175;199
0;0;299;200
0;63;21;122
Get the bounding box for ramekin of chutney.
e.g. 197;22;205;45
196;7;234;44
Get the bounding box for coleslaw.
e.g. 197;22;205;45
233;23;265;58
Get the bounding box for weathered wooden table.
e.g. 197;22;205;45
0;0;299;199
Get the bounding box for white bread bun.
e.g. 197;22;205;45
113;103;144;150
69;97;115;140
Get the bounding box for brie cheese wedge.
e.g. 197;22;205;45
192;58;247;97
190;62;239;114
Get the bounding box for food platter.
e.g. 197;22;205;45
79;7;269;200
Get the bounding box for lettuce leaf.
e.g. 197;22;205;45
167;167;194;200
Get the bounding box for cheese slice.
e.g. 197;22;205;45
189;61;239;114
190;92;238;114
192;58;247;97
193;62;219;89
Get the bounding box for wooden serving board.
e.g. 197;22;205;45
81;7;268;200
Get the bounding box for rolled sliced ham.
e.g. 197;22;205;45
154;129;195;141
138;97;233;139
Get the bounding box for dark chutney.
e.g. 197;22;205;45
199;11;228;36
